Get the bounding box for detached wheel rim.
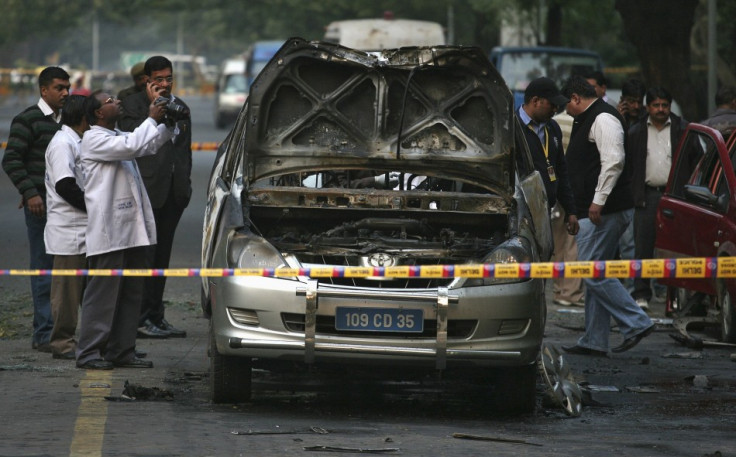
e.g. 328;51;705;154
539;344;581;417
721;280;734;340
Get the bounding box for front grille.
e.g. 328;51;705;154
282;313;476;339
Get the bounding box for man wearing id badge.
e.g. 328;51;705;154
518;77;579;237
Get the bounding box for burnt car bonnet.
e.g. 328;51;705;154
244;37;515;196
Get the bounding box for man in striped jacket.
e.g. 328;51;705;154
2;66;70;353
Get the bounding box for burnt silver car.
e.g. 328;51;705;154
202;38;551;412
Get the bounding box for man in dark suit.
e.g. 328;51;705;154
119;55;192;338
627;86;688;311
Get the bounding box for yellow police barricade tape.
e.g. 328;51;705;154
2;257;736;278
1;141;220;150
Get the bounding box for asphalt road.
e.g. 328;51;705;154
0;94;735;456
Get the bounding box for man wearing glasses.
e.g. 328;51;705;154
119;55;192;340
76;89;174;369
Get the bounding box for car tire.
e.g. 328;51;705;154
717;279;736;343
200;285;211;317
491;363;537;415
209;319;252;403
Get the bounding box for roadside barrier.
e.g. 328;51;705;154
1;257;733;279
1;141;220;150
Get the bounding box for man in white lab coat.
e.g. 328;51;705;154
44;94;89;360
75;87;174;370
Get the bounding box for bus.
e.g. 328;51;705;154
489;46;603;108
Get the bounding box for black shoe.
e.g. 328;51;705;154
611;324;655;353
135;349;147;359
53;351;76;360
137;319;171;339
32;342;52;353
157;318;186;338
77;358;114;370
562;344;608;357
113;357;153;368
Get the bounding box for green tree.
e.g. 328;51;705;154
615;0;700;119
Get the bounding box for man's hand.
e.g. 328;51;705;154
25;195;45;217
148;94;168;123
566;214;579;235
588;203;603;225
145;81;164;103
617;99;629;117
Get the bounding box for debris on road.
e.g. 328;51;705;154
580;384;619;392
687;375;710;388
303;445;400;453
104;380;174;402
625;386;660;393
669;332;736;350
452;433;542;447
662;351;705;359
232;426;329;435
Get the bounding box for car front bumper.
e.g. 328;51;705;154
209;275;545;370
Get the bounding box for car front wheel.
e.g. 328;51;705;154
717;279;736;343
209;319;252;403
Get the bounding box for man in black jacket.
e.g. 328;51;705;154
517;77;578;235
560;76;654;356
119;55;192;339
628;87;688;311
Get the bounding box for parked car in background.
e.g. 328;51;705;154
323;16;445;49
244;40;284;89
489;46;603;109
214;57;247;129
214;41;285;129
654;124;736;342
202;37;552;413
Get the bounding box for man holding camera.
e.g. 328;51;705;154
119;55;192;339
76;88;175;369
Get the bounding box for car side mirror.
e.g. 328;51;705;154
683;184;729;212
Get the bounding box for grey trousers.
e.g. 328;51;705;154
49;254;86;355
76;246;147;365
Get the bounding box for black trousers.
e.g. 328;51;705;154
139;184;186;326
632;187;662;301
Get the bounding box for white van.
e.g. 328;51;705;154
324;18;446;50
214;57;247;129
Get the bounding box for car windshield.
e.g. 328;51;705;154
224;74;247;93
499;51;600;91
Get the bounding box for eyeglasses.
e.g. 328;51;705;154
103;96;116;105
152;76;174;84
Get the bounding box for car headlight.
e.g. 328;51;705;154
464;236;533;286
227;232;287;269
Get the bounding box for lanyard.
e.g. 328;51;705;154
529;123;550;164
529;123;557;182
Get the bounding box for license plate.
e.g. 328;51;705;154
335;307;424;333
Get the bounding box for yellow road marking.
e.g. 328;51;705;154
69;370;112;457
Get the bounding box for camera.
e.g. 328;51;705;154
154;96;190;122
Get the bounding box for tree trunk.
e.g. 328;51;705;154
545;3;563;46
615;0;700;119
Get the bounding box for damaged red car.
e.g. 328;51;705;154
655;124;736;342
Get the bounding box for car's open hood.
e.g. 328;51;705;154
243;37;515;196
